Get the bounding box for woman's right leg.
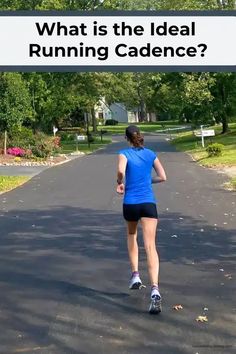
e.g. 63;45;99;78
141;217;161;313
140;217;159;286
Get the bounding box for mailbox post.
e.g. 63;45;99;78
100;129;107;142
75;134;86;152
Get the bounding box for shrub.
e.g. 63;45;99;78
7;147;25;157
105;119;118;126
8;127;35;149
31;133;60;158
24;149;33;158
58;132;74;142
53;136;61;149
206;143;224;157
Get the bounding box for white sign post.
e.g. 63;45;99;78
200;125;205;147
195;126;215;147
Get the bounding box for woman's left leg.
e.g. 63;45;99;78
126;221;139;272
126;221;144;289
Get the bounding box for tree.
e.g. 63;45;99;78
102;0;234;10
0;73;33;153
210;73;236;133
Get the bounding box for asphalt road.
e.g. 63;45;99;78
0;135;235;354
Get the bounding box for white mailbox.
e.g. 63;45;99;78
76;135;86;141
201;129;215;137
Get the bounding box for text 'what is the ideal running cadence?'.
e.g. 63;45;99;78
29;20;206;60
0;14;235;68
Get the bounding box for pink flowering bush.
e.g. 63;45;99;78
7;147;26;157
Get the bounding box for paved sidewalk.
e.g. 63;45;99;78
0;165;48;176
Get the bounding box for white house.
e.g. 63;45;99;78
94;98;156;123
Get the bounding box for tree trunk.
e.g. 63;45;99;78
139;98;146;122
221;112;229;134
4;130;7;155
91;107;97;133
219;82;229;134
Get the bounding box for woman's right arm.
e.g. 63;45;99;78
152;157;167;184
116;154;127;194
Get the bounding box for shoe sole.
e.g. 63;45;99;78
129;282;146;290
149;299;162;314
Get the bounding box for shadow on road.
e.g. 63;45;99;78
0;206;235;353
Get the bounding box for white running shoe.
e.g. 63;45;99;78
149;294;162;314
129;274;145;289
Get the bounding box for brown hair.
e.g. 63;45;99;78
129;132;144;147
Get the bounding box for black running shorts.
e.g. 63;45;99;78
123;203;158;221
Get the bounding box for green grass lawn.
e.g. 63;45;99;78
61;137;112;154
231;178;236;189
172;123;236;167
0;176;30;193
97;120;184;135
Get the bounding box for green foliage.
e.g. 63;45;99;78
0;73;33;131
58;132;75;142
0;0;103;10
8;126;35;149
102;0;235;10
2;0;234;11
206;143;224;157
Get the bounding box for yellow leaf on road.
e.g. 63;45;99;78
173;304;183;310
196;315;208;322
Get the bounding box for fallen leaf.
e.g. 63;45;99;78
224;274;232;279
173;304;183;311
196;315;208;322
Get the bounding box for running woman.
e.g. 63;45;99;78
116;125;167;314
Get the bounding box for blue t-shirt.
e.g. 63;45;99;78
118;147;157;204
